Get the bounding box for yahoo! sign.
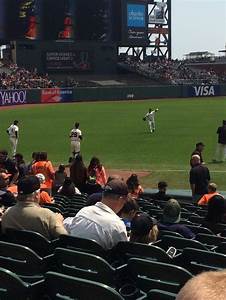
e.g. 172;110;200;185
0;90;27;106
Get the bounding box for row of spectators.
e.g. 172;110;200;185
120;57;222;85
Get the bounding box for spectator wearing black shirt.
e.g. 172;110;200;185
152;181;171;201
0;173;16;207
213;120;226;162
0;150;18;184
190;155;210;202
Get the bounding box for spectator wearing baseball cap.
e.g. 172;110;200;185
158;199;195;239
1;176;67;239
64;178;129;249
130;213;159;244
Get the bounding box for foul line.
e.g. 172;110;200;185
153;169;226;173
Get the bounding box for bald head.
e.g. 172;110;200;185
176;270;226;300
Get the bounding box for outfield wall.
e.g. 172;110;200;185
0;84;226;106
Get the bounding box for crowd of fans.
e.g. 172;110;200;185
120;57;222;85
0;148;226;298
0;63;56;90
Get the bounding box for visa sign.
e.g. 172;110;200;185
192;85;216;97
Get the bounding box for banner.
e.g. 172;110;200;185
0;90;27;106
188;85;220;97
41;88;73;103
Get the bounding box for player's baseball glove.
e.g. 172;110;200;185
143;117;146;121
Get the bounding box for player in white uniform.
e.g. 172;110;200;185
143;108;159;133
70;122;82;157
7;120;19;156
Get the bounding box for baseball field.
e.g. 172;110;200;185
1;96;226;190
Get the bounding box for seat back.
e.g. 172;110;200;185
186;225;213;235
4;228;54;257
195;233;226;247
0;267;30;300
45;271;124;300
158;230;183;238
176;247;226;275
54;248;115;286
0;241;45;279
115;242;170;263
58;235;106;257
158;235;208;252
216;242;226;254
128;258;192;293
147;289;176;300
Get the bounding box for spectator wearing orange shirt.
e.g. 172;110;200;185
87;157;107;187
35;173;53;205
126;174;144;199
198;183;221;206
31;152;55;194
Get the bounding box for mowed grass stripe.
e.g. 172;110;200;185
0;97;226;188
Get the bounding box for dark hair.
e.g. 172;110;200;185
70;155;87;189
59;177;76;198
196;142;204;148
75;122;79;128
14;120;19;125
126;174;139;193
0;150;8;156
158;181;168;189
39;152;47;161
58;164;65;172
118;198;139;216
88;157;102;172
205;195;226;224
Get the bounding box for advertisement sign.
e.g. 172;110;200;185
41;88;73;103
149;2;166;25
122;1;148;44
0;90;27;106
188;85;220;97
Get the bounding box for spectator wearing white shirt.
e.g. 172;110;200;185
64;179;129;249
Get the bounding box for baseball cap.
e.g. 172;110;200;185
163;199;181;224
0;172;11;180
131;213;156;235
18;176;40;195
103;179;128;196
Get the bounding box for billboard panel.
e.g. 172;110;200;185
122;0;148;45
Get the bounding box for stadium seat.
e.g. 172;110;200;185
174;247;226;275
113;241;171;265
0;267;43;300
147;289;176;300
157;235;208;252
3;228;58;257
58;235;107;258
54;248;119;287
186;225;213;235
209;223;226;234
127;258;192;293
0;241;52;283
195;233;226;248
44;271;124;300
188;215;205;224
158;230;183;238
215;242;226;254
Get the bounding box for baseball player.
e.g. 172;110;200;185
7;120;19;156
70;122;82;157
143;108;159;133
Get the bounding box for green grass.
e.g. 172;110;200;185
1;97;226;189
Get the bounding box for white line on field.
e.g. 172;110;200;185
153;169;226;173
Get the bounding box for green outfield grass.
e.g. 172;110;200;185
1;97;226;189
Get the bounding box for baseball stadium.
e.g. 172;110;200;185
0;0;226;299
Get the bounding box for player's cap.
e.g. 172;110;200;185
103;179;128;196
0;172;11;180
196;142;205;147
18;176;40;195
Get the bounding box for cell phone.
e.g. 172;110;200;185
166;246;177;258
